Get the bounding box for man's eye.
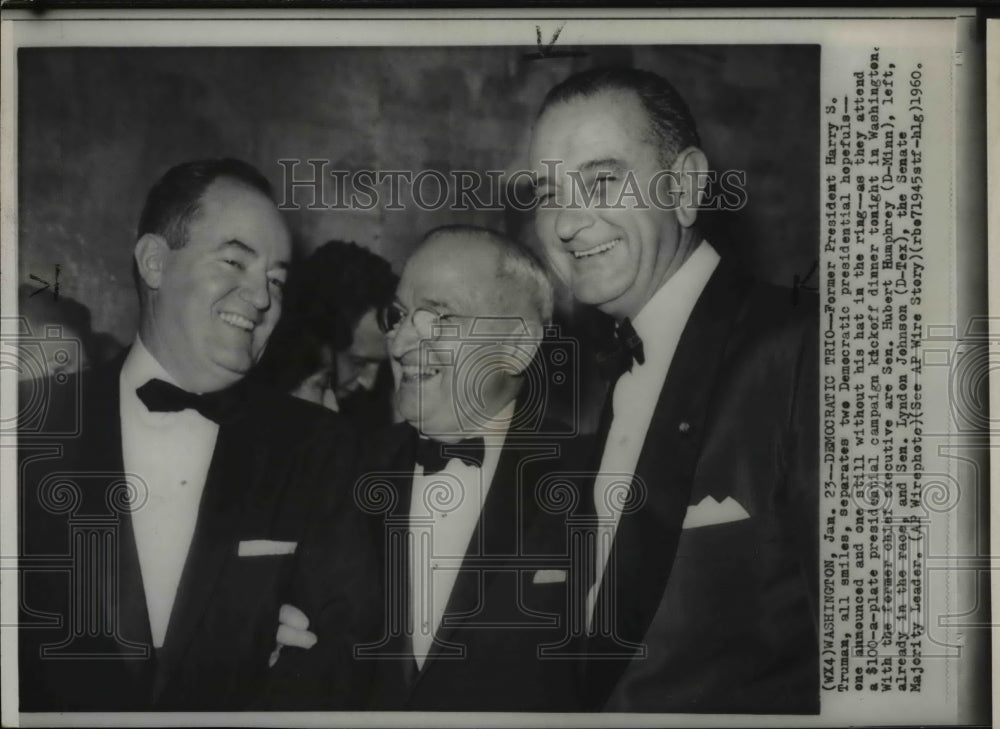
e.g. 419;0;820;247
594;174;618;186
269;277;285;291
223;258;246;270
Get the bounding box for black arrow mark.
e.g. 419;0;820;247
523;23;587;62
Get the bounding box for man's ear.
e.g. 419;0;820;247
497;319;543;376
134;233;169;290
673;146;710;229
499;341;541;376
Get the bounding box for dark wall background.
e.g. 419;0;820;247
18;45;818;346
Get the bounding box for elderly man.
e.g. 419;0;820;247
529;67;819;713
268;225;584;711
18;158;354;711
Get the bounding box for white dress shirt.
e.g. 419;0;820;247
409;401;515;669
120;338;220;647
587;241;720;626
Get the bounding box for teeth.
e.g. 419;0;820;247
399;364;441;383
220;312;255;331
573;238;622;259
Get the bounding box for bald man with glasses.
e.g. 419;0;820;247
265;225;587;711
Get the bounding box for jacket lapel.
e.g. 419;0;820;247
416;403;547;671
369;426;420;705
423;438;522;660
80;356;156;687
587;259;752;696
90;354;154;664
151;412;260;701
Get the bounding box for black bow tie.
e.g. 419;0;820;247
415;436;485;475
594;317;646;383
136;378;246;424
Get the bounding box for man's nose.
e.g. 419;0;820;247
356;362;380;391
388;316;419;359
240;273;272;311
554;206;594;243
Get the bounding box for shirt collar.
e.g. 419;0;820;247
417;398;516;449
412;399;515;480
121;335;182;395
480;399;517;450
630;239;720;348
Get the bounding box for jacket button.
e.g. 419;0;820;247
678;421;691;434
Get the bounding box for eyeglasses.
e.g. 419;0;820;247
377;303;467;339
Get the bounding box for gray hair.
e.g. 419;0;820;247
422;224;554;327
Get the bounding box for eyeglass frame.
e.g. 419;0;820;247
377;302;474;340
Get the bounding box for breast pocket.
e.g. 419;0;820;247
674;517;759;561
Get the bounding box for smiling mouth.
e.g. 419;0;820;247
220;311;256;332
572;238;622;260
398;363;441;384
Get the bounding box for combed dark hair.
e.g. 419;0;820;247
254;240;398;391
137;158;273;249
538;67;701;167
284;240;398;351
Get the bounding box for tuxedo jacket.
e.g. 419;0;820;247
17;353;355;711
587;256;820;714
268;408;588;712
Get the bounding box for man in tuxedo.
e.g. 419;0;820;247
528;67;819;713
268;225;584;711
18;158;354;711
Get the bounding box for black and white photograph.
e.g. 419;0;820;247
0;9;991;728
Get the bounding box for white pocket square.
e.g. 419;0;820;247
238;539;297;557
682;496;751;529
532;569;567;584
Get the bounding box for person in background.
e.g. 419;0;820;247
254;240;398;431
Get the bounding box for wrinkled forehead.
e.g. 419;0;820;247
197;177;291;255
399;238;502;312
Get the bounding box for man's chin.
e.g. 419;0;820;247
398;404;457;438
573;281;624;308
577;287;635;318
201;355;253;390
394;393;419;427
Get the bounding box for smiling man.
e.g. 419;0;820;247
266;225;585;711
18;159;354;711
387;230;537;440
529;68;819;713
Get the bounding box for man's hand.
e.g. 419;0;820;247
267;603;318;668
